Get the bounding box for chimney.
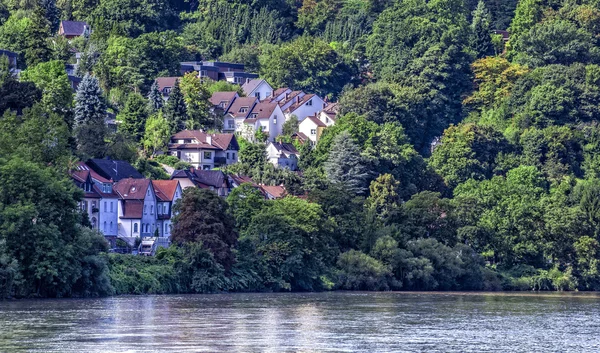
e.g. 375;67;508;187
206;135;212;145
285;92;290;100
296;96;301;104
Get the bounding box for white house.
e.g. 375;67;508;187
114;178;158;239
266;142;300;170
168;130;240;170
151;180;182;239
209;91;239;132
243;102;284;142
299;115;327;145
222;96;259;135
241;79;273;101
283;94;326;122
319;102;338;127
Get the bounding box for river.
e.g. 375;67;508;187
0;291;599;352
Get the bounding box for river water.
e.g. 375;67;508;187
0;291;599;352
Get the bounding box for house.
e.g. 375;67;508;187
228;174;258;189
209;91;240;132
180;61;258;84
223;96;259;135
68;75;82;91
156;77;180;99
58;21;90;39
114;178;158;239
243;102;284;142
260;185;287;200
283;93;326;122
319;102;338;127
168;130;239;169
71;162;120;246
0;49;17;69
291;132;309;145
171;168;230;197
266;142;300;170
242;79;273;100
151;180;182;239
493;30;510;43
87;158;143;182
299;115;327;144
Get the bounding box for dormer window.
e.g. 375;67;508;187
130;186;136;193
240;107;249;113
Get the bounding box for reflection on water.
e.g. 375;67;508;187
0;292;599;352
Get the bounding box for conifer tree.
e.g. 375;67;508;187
471;0;494;59
25;4;52;67
118;92;148;142
324;131;369;195
147;80;163;113
74;73;107;158
163;80;187;133
41;0;60;33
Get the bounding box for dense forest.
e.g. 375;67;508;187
4;0;600;297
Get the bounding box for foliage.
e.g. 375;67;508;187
74;73;108;158
324;131;369;195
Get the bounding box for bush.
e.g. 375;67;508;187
335;250;400;291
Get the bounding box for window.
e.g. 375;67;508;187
134;223;138;233
239;107;248;113
232;153;236;160
311;129;317;135
110;202;113;212
144;205;147;214
152;223;155;233
104;201;107;212
151;205;154;214
326;117;330;123
273;116;277;125
255;92;261;100
204;151;212;159
203;165;211;170
110;222;113;232
91;217;97;228
306;99;312;106
228;120;235;129
200;70;208;77
227;152;230;159
165;223;169;234
104;221;107;232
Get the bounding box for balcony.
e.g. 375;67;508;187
214;157;227;166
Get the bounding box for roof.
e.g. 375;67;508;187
121;200;143;219
209;91;238;106
60;21;88;36
285;94;316;113
152;180;179;202
270;142;299;156
75;162;111;183
241;79;265;96
292;132;309;143
260;185;286;199
249;102;278;120
278;91;303;107
113;178;151;200
172;169;227;188
303;115;327;128
0;49;17;58
229;174;258;187
321;102;339;121
156;77;180;92
272;88;290;98
225;97;258;118
87;159;143;182
170;130;238;151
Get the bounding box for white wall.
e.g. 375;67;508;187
141;184;157;237
299;119;319;144
100;198;119;236
251;81;274;101
287;96;325;122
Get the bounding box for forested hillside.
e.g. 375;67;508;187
3;0;600;297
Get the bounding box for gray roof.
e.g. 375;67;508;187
60;21;88;36
241;79;264;95
87;159;143;182
172;169;227;188
0;49;17;58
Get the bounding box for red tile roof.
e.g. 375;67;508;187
241;79;265;96
170;130;238;151
156;77;180;92
121;200;144;219
114;178;151;200
250;102;278;119
209;91;238;106
285;94;316;113
260;185;287;199
152;180;179;201
225;97;259;118
303;115;327;128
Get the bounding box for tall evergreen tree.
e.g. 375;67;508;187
471;0;494;59
74;73;108;158
41;0;60;33
118;92;148;142
25;5;52;67
147;80;163;113
324;131;369;195
163;80;187;133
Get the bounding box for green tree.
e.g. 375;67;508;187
180;73;215;130
365;174;401;222
172;188;238;271
239;142;267;169
282;115;299;136
0;56;41;115
260;36;356;98
74;73;108;158
118;92;149;142
25;5;52;67
20;60;73;122
470;0;493;58
147;80;163;113
324;131;369;195
142;111;170;156
163;79;187;133
226;183;265;233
